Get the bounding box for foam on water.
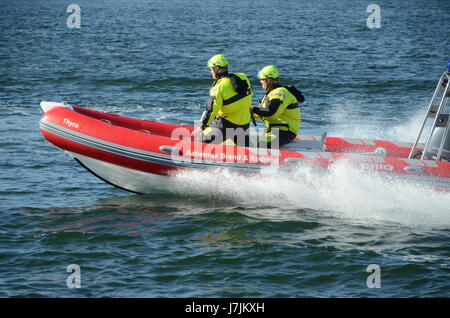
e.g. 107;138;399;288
170;109;450;228
325;98;430;142
171;163;450;228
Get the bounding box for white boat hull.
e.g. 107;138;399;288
67;151;174;194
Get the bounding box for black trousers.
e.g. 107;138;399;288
258;129;296;149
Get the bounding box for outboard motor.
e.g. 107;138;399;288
423;114;450;161
409;59;450;162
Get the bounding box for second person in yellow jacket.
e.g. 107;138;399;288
251;65;304;148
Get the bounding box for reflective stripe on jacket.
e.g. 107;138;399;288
257;86;301;135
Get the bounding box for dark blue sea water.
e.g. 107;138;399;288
1;0;450;298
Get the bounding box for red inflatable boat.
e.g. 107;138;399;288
39;70;450;193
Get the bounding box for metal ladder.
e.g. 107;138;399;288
408;62;450;161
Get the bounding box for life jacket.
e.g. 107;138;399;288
206;72;253;127
259;85;302;135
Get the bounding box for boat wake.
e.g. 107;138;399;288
170;162;450;228
326;99;429;142
170;105;450;228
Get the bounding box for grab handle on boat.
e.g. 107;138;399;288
159;145;182;156
404;166;425;174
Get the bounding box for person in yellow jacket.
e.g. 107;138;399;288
251;65;304;148
193;54;253;146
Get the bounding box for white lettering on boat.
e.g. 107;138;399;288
63;118;80;129
183;150;279;165
360;163;394;171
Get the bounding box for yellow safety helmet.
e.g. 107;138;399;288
207;54;229;68
257;65;279;79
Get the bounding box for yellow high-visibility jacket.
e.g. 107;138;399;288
201;72;253;129
253;86;301;135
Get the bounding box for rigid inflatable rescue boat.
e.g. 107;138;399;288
39;68;450;193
